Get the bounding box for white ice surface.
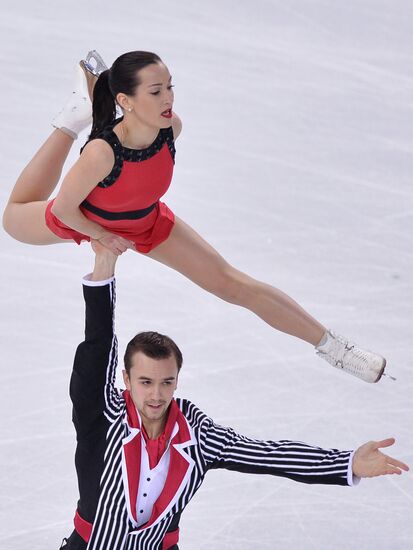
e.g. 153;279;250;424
0;1;412;549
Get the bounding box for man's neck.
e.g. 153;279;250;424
142;417;167;440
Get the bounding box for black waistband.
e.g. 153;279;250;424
81;200;157;220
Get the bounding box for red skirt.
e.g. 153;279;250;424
45;199;175;253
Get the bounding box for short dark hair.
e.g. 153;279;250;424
124;331;183;376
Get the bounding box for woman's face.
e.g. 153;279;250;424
121;62;175;129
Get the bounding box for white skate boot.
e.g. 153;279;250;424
316;330;386;383
52;50;108;139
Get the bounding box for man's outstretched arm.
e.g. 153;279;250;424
200;420;409;486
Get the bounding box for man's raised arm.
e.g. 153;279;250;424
70;242;121;438
89;241;118;282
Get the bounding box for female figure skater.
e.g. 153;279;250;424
2;50;385;383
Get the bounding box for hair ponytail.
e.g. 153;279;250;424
89;70;117;140
88;51;163;141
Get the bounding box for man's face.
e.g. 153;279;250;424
123;351;178;433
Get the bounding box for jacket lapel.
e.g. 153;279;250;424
143;405;197;528
121;393;197;529
121;391;142;525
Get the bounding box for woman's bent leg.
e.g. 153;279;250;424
3;200;66;245
3;129;74;244
7;129;74;203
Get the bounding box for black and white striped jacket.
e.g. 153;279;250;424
68;277;354;550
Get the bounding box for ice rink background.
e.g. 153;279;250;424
1;1;412;548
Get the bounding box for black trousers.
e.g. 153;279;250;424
61;530;179;550
60;531;85;550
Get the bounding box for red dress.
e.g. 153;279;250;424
45;122;176;253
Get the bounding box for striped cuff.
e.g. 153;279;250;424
83;273;115;286
348;450;361;486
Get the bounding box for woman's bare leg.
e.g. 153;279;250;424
148;217;325;345
3;54;99;245
2;129;74;244
148;218;387;382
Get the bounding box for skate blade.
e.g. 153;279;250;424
382;372;397;382
81;50;108;77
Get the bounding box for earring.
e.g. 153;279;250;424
128;108;132;112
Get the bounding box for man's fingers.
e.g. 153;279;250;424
385;455;410;472
386;465;403;475
375;438;396;450
117;237;134;247
114;238;135;252
116;245;126;255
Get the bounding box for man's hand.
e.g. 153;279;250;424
90;239;120;281
95;231;135;256
352;438;409;478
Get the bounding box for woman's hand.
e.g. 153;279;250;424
352;438;409;478
95;231;135;255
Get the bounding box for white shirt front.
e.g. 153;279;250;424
136;433;171;527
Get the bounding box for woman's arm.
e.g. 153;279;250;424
51;139;134;254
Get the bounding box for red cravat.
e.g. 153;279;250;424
141;402;179;469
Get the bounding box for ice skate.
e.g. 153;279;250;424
80;49;108;77
316;330;386;383
52;50;108;139
80;49;108;100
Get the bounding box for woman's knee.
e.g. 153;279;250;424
2;203;30;242
2;201;58;245
2;203;16;237
208;265;251;305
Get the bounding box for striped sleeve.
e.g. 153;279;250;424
199;419;354;486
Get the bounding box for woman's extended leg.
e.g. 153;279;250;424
148;217;386;382
149;217;324;345
2;129;74;244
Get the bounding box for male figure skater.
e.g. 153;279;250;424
61;243;408;550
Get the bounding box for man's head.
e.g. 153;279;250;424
123;332;183;434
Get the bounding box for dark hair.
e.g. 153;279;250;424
124;331;183;376
89;51;163;139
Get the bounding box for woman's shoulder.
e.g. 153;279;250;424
81;137;115;163
77;137;116;181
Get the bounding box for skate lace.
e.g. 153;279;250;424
317;331;384;382
320;334;370;374
342;344;370;374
